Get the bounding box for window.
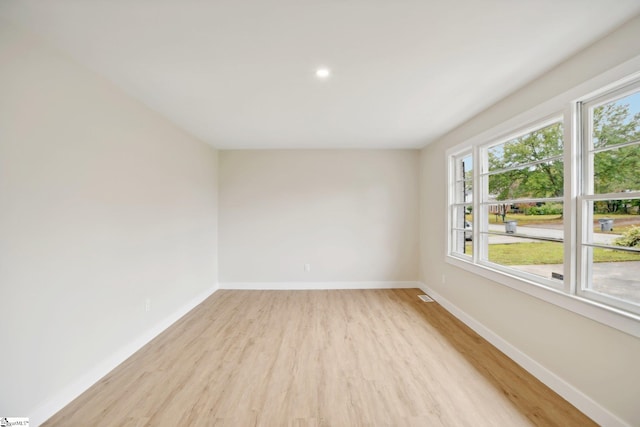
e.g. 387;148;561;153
578;83;640;313
447;72;640;334
450;151;473;258
481;119;565;289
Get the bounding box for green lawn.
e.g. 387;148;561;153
487;213;562;226
465;242;640;265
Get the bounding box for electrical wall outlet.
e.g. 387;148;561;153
304;263;311;272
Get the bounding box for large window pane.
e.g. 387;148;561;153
451;205;472;256
452;231;472;256
484;201;564;282
481;120;565;289
582;82;640;314
592;91;640;149
489;160;564;199
454;179;473;203
488;122;563;171
451;205;471;228
450;151;473;257
486;203;564;240
487;237;564;282
586;247;640;305
593;144;640;194
586;199;640;246
454;154;473;203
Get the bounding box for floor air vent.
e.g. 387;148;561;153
418;294;434;302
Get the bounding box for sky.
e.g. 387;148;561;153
613;90;640;119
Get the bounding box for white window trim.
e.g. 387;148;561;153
478;114;566;291
445;54;640;339
448;149;473;259
576;81;640;315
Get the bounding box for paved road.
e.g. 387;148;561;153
486;223;618;245
512;261;640;303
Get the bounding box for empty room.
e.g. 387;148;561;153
2;1;640;426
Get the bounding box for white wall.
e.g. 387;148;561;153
0;22;218;420
219;150;419;285
420;15;640;426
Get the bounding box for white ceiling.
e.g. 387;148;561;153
2;1;640;149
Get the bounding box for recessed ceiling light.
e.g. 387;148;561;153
315;67;331;79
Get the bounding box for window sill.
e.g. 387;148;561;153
445;254;640;339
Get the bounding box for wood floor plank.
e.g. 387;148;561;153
43;289;596;426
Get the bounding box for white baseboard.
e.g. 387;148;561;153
218;281;423;290
418;283;628;427
30;285;219;426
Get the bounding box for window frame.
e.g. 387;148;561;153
448;149;474;260
476;115;568;292
445;59;640;339
576;81;640;314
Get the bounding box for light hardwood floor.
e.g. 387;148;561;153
43;289;596;426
